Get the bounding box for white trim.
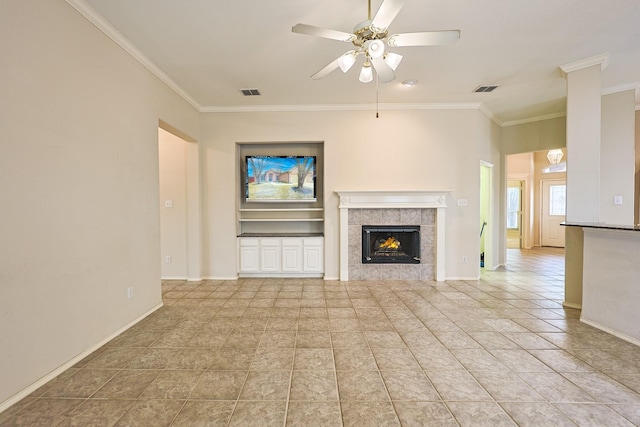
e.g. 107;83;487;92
203;276;239;281
580;317;640;348
559;53;609;77
601;82;640;96
337;190;451;209
336;190;450;282
502;112;566;127
478;104;502;126
64;0;201;111
563;301;582;310
0;303;163;414
201;102;483;114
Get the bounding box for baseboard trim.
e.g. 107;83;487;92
0;302;163;414
580;317;640;347
203;276;239;281
563;301;582;310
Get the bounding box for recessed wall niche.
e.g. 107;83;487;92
236;142;324;236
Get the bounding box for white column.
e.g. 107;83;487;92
560;54;608;223
559;54;608;309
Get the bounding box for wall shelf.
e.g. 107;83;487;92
236;141;325;244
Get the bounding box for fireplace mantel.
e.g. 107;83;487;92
336;190;450;281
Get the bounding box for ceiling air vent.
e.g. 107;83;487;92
241;88;261;96
474;85;498;93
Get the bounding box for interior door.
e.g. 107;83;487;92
541;180;566;247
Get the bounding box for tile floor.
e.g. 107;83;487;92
3;247;640;426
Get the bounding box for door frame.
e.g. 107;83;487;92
507;180;524;249
480;160;494;271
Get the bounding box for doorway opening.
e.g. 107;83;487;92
158;122;201;281
507;180;524;249
480;161;493;270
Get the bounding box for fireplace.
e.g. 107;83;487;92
362;225;420;264
337;190;449;281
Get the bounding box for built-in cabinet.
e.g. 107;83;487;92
236;141;325;277
238;236;323;277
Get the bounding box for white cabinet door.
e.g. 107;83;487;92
238;239;259;273
260;239;281;272
303;238;323;273
282;239;303;272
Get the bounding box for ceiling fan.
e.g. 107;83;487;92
292;0;460;84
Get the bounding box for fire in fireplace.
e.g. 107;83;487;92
362;225;420;264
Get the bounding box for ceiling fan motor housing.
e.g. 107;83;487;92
352;20;388;48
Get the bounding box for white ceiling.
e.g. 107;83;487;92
78;0;640;124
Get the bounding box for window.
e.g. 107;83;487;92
549;185;566;216
507;187;520;229
543;162;566;174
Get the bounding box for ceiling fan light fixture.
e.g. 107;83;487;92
384;52;403;70
365;39;385;59
338;51;357;73
359;62;373;83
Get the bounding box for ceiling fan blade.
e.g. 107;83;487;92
311;58;341;80
292;24;355;42
371;57;395;83
387;30;460;47
371;0;406;31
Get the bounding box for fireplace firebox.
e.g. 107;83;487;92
362;225;420;264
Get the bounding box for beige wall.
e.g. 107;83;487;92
600;91;636;225
201;109;501;280
0;0;200;406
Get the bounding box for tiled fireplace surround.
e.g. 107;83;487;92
337;191;448;282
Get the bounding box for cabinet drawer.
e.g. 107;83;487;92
239;238;259;247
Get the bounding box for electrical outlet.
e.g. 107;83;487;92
165;255;172;264
462;256;468;263
127;287;134;299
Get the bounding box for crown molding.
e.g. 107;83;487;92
559;53;609;78
65;0;202;111
200;102;484;114
601;81;640;96
477;104;502;126
502;111;566;127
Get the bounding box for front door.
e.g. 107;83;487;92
541;180;566;247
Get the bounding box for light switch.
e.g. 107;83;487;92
457;199;468;207
614;196;623;206
164;200;173;208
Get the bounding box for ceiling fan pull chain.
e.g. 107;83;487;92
376;73;380;118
